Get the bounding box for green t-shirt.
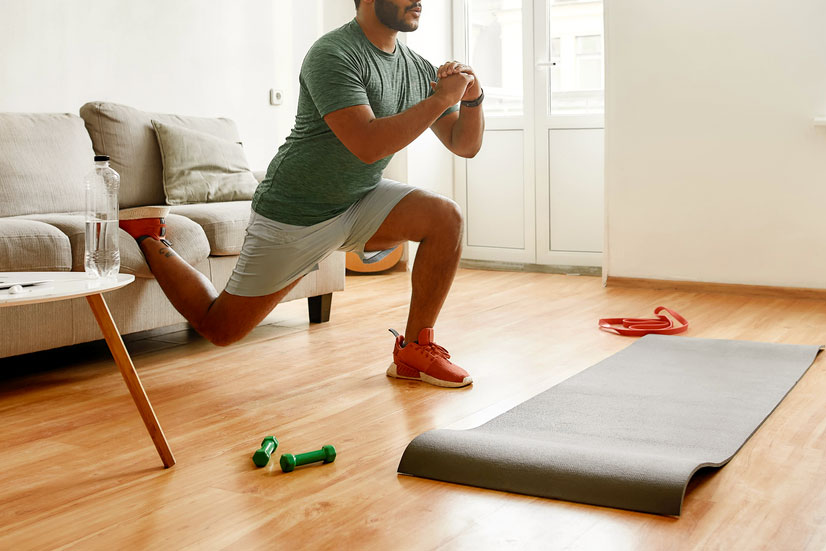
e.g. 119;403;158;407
252;19;457;226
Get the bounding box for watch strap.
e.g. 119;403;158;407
460;88;485;108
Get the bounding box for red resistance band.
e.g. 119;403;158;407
598;306;689;337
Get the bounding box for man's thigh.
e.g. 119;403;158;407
364;189;462;252
227;211;335;298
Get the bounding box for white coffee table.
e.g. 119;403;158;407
0;272;175;468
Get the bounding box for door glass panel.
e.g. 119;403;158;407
547;0;604;115
467;0;523;116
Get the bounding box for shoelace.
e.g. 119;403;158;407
422;342;450;359
389;328;451;359
598;306;689;336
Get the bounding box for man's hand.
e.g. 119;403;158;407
430;72;474;106
436;61;483;102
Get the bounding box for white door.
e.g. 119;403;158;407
453;0;536;264
454;0;604;268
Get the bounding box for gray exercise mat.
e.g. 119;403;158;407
398;335;822;516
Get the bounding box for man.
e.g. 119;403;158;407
120;0;485;387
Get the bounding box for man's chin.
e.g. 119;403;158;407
400;12;420;32
391;22;419;32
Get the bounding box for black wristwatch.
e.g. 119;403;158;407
461;88;484;108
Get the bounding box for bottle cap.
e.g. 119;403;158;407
94;155;110;162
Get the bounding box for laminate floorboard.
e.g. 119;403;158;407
0;269;824;550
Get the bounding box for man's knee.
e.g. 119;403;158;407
435;197;464;243
206;329;246;347
192;295;256;347
196;321;248;347
194;286;290;347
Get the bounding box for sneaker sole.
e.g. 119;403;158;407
120;206;171;220
386;362;472;388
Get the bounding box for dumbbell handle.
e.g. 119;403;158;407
280;445;336;472
294;449;331;465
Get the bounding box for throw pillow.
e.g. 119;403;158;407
151;120;258;205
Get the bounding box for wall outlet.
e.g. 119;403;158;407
269;89;284;106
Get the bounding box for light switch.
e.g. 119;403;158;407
269;89;284;106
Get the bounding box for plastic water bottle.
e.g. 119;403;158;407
84;155;121;280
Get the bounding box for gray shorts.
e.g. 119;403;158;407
226;179;415;297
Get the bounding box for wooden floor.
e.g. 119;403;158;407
1;268;825;550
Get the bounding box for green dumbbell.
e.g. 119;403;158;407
279;445;336;473
252;436;278;467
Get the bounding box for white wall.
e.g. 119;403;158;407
322;0;355;33
0;0;315;171
605;0;826;288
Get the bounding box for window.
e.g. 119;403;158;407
548;0;604;115
467;0;524;116
575;34;602;90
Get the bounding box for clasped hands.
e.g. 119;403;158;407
430;61;483;105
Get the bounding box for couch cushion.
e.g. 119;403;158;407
0;113;92;217
0;218;73;271
24;213;211;279
170;201;251;256
152;121;258;205
80;102;245;209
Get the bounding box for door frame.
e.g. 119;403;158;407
533;0;604;267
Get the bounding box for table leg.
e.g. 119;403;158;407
86;293;176;468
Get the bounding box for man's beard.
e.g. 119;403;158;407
375;0;419;32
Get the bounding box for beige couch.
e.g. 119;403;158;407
0;102;344;359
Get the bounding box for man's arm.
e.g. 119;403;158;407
430;103;485;159
429;62;485;158
323;73;473;165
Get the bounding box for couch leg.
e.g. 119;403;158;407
308;293;332;324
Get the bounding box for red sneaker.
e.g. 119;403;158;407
119;206;171;246
386;328;472;388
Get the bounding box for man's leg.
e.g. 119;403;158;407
137;238;300;347
364;188;470;387
363;189;464;341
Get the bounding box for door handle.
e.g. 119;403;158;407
536;61;557;68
